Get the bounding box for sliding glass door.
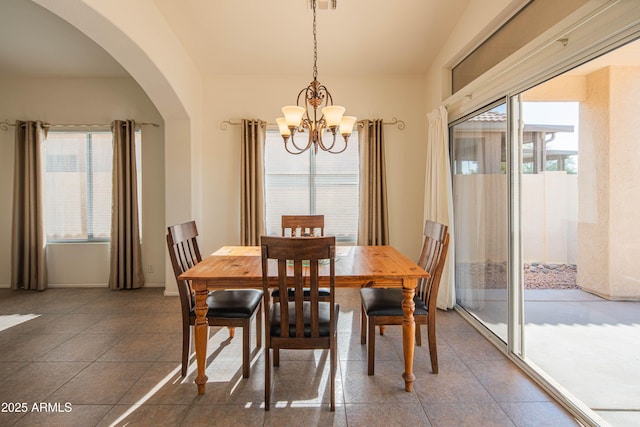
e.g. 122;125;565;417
517;41;640;426
451;102;509;343
450;38;640;427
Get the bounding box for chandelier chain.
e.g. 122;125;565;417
312;0;318;81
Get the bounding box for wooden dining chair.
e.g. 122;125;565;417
167;221;263;378
281;214;325;237
359;220;449;375
273;214;330;303
260;236;338;411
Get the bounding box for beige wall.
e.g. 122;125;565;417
523;75;587;102
522;172;578;264
198;73;428;259
0;73;429;288
579;66;640;299
0;77;165;287
7;1;521;293
32;0;203;294
608;67;640;298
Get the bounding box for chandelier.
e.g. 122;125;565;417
276;0;356;155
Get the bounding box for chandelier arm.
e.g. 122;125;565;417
305;84;323;126
317;123;338;151
318;130;350;154
289;127;313;152
297;87;308;107
283;140;306;155
318;84;332;105
327;139;349;154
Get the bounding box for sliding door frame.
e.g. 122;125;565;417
446;2;640;425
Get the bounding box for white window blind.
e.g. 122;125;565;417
264;130;359;244
43;130;141;242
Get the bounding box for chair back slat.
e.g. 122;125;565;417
416;220;450;311
282;215;325;237
167;221;202;313
261;236;335;340
310;260;320;337
276;259;290;336
293;259;305;337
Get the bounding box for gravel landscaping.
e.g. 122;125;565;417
457;262;579;290
524;263;578;289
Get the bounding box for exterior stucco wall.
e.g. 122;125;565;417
578;66;640;299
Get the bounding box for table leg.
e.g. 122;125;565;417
193;281;209;394
401;279;416;392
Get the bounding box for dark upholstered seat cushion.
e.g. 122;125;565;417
360;288;428;317
190;289;263;319
271;288;331;298
270;301;339;337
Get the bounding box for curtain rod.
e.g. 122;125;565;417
220;119;269;130
220;117;405;130
0;120;159;131
358;117;405;130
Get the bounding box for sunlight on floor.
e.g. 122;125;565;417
108;364;183;426
0;314;40;332
526;322;640;410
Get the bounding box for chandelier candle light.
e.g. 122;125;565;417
277;0;356;154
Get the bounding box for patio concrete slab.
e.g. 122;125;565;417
526;290;640;426
456;289;640;426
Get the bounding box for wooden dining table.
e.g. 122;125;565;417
179;244;429;395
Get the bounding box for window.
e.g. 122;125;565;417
43;130;141;242
264;129;359;244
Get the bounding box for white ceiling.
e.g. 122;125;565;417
0;0;638;81
151;0;473;75
0;0;473;78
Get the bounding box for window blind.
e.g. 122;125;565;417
43;130;141;242
264;130;359;244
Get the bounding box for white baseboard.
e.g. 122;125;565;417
48;283;108;288
143;282;166;288
0;283;108;289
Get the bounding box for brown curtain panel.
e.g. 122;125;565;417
240;119;266;245
11;120;48;291
109;120;145;289
358;119;389;246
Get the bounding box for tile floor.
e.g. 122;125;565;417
0;287;580;426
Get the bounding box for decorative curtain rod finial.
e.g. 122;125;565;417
0;120;158;130
220;119;267;130
357;117;406;130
